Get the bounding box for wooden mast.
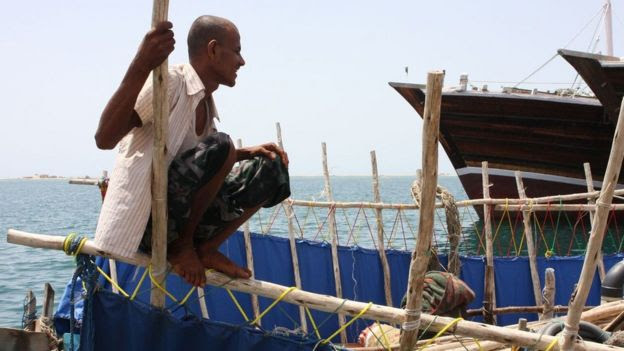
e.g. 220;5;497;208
149;0;170;308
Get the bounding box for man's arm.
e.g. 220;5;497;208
94;21;175;150
236;143;289;167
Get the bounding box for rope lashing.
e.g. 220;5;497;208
417;317;483;351
63;233;88;256
322;301;373;344
250;286;297;326
402;309;421;331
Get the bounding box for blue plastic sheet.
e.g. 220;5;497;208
55;231;624;342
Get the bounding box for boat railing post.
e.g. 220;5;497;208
482;161;496;325
515;171;542;319
560;96;624;350
584;162;606;281
542;268;555;321
399;70;444;351
236;138;261;325
321;141;346;343
371;150;393;307
149;0;170;309
277;122;307;333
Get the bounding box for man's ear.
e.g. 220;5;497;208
206;39;218;58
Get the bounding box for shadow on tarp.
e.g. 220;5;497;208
79;290;338;351
55;231;624;343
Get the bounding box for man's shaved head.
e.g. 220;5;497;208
187;15;237;59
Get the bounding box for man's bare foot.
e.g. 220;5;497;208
168;244;206;287
198;249;251;279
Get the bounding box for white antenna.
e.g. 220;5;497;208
605;0;614;56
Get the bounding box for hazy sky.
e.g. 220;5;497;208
1;0;620;178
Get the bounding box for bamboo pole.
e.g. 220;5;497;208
400;70;444;351
515;172;542;317
371;150;393;307
236;138;260;325
276;122;307;333
321;141;346;343
560;97;624;350
482;161;496;325
7;229;622;351
584;162;606;281
288;188;624;210
541;268;555;321
149;0;170;309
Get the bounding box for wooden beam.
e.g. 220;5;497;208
482;161;496;325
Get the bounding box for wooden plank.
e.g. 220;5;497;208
149;0;170;309
24;290;36;331
399;70;444;351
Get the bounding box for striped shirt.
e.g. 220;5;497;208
94;64;219;258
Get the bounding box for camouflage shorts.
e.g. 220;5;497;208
140;132;290;252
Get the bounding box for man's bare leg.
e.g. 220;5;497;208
196;203;264;279
169;140;237;287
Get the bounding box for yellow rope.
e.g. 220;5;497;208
130;268;149;300
305;306;322;339
179;286;197;305
322;302;373;344
76;237;88;256
95;265;130;298
418;317;463;350
544;336;559;351
148;264;178;302
375;320;391;350
250;287;297;325
226;288;250;322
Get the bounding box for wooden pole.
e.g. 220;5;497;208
321;141;346;343
149;0;170;309
7;229;622;351
371;150;393;307
481;161;496;325
399;70;444;351
584;162;606;281
24;290;36;331
560;97;624;350
35;283;55;333
197;287;209;319
515;171;542;318
276;122;307;333
541;268;555;321
236;138;260;325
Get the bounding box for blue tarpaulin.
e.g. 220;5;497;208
55;230;624;345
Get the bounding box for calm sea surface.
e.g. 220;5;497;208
0;176;468;328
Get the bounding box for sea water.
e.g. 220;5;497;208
0;176;467;328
